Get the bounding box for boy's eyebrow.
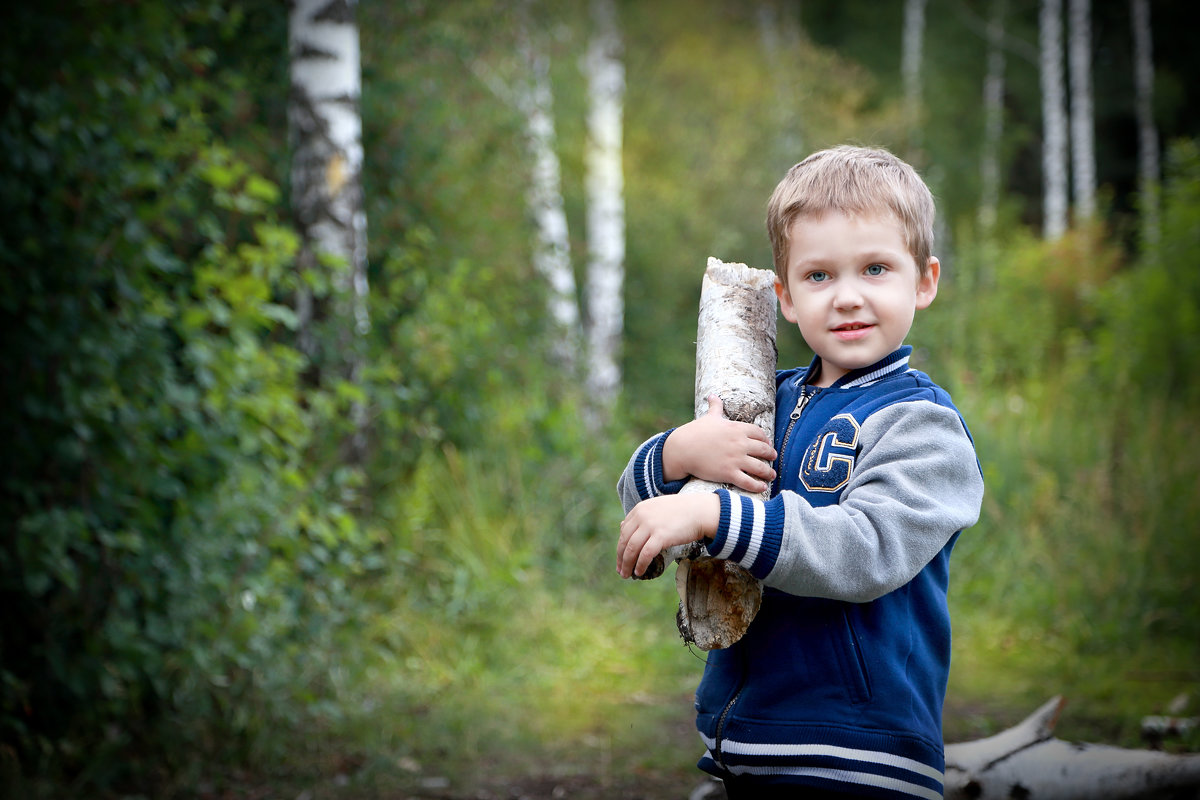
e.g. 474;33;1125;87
791;247;911;267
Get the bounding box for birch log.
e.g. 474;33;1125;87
945;696;1200;799
637;258;777;652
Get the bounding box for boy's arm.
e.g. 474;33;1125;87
702;400;984;602
616;397;776;515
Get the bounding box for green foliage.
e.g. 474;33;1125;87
0;2;378;793
4;0;1200;795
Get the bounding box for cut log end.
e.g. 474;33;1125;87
675;556;763;651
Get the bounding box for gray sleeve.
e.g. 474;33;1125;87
705;399;983;602
616;430;687;514
770;400;982;601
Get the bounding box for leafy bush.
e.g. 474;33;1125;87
0;3;381;792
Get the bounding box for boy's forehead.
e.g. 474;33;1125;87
788;207;905;236
787;206;902;227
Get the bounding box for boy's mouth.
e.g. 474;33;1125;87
831;322;874;340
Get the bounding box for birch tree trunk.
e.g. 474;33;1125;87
755;0;804;162
1040;0;1069;240
945;697;1200;799
1131;0;1160;251
1068;0;1096;223
638;259;777;652
583;0;625;418
979;0;1007;236
516;1;582;369
902;0;928;158
288;0;368;452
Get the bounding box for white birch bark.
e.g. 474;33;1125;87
945;696;1200;799
583;0;625;415
288;0;368;452
902;0;928;155
979;0;1007;235
515;2;582;368
289;0;368;334
1040;0;1069;240
1131;0;1160;250
638;259;777;652
1068;0;1096;222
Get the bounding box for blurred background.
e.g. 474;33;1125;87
2;1;1198;797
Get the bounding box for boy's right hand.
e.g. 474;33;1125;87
662;395;777;494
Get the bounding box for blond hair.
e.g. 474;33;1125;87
766;145;936;278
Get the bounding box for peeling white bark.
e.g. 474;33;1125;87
289;0;368;339
640;259;778;651
1040;0;1069;240
1069;0;1096;222
289;0;368;455
515;2;581;367
945;696;1200;799
584;0;626;414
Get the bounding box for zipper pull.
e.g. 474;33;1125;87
790;389;811;420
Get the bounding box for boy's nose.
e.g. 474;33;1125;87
833;282;864;309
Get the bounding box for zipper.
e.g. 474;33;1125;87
772;386;815;494
712;687;742;770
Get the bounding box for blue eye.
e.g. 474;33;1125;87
808;271;829;283
865;264;886;276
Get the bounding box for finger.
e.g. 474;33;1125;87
743;455;777;481
616;516;634;570
747;438;777;461
742;423;774;445
618;523;646;578
731;474;770;494
634;533;661;578
706;395;725;419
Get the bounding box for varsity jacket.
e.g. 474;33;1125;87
617;346;984;799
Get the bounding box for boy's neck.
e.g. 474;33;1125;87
804;346;913;389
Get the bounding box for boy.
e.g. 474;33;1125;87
616;145;984;799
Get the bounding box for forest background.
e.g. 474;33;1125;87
2;1;1199;798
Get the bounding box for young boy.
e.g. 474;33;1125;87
616;145;984;799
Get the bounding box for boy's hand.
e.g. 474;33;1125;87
662;396;777;493
617;493;721;579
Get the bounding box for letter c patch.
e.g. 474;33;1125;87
800;413;860;492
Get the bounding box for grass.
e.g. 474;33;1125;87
247;369;1200;798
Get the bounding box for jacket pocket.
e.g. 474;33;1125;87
836;606;873;705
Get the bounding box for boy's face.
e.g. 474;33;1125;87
775;210;939;387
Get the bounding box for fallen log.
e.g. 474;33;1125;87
635;257;777;651
944;696;1200;799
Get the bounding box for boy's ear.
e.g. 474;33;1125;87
915;257;940;310
775;276;798;323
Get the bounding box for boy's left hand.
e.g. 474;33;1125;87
617;492;721;579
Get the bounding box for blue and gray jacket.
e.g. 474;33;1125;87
617;346;984;799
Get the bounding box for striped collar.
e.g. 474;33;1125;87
800;346;914;389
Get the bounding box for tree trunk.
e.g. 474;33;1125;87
638;259;777;652
755;0;804;163
1068;0;1096;222
902;0;928;158
288;0;368;453
979;0;1007;236
583;0;626;420
516;1;582;368
1040;0;1069;240
945;696;1200;799
1130;0;1160;251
